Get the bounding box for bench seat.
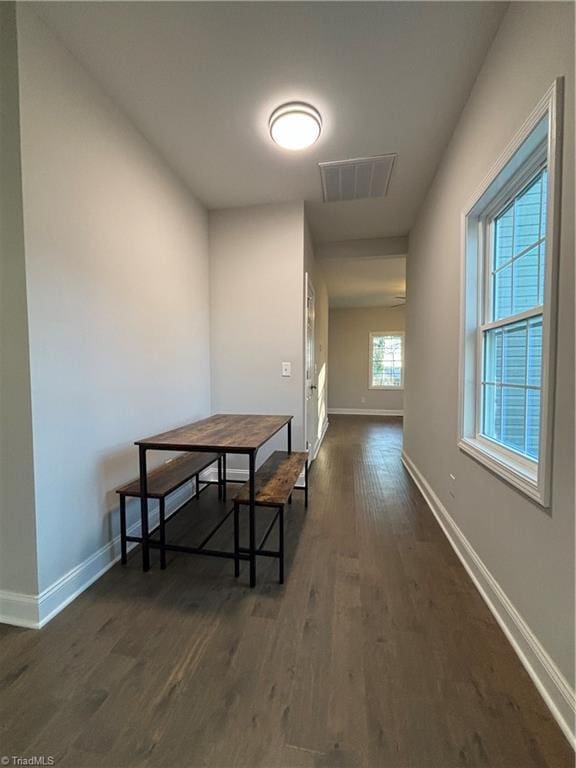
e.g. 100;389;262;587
234;450;308;585
235;450;307;507
117;452;220;499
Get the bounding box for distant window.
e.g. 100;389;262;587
459;79;563;506
369;332;404;389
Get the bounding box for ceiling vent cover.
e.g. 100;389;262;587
319;153;396;203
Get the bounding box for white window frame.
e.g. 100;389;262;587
458;79;563;507
369;331;405;390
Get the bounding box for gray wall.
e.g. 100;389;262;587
16;7;211;594
329;305;405;413
209;202;305;467
404;0;574;692
0;3;39;597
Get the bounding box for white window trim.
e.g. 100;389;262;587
369;331;405;390
458;78;564;507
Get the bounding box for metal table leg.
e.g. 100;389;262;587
234;500;240;578
120;495;127;565
159;498;167;570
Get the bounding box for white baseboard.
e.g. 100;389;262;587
328;408;404;417
0;589;39;628
401;450;576;749
0;482;198;630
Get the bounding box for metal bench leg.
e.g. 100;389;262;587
305;460;309;509
217;455;222;499
159;498;167;570
279;505;285;584
120;495;127;565
222;453;227;502
139;446;150;572
249;452;256;588
195;473;200;501
234;500;240;578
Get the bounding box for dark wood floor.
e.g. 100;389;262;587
0;416;572;768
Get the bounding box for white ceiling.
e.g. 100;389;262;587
33;2;506;244
322;256;406;308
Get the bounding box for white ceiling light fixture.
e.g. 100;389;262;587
269;102;322;151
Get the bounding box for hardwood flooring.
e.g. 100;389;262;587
0;416;572;767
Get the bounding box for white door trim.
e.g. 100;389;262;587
304;272;318;458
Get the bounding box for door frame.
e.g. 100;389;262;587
304;272;317;458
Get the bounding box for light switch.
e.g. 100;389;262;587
282;362;291;377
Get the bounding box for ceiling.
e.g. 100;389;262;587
33;1;506;244
322;256;406;309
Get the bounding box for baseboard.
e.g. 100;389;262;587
0;481;198;630
328;408;403;417
401;450;576;749
0;590;39;628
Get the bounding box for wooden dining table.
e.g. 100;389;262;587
135;413;293;587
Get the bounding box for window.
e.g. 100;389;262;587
369;332;404;389
459;79;563;506
482;169;547;460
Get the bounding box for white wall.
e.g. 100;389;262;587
0;4;39;602
209;202;305;467
16;7;211;600
404;1;574;739
329;305;405;413
304;220;329;454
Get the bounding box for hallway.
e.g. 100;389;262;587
0;416;571;767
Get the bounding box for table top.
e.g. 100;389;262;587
135;414;292;453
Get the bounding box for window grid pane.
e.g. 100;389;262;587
371;335;403;388
512;244;540;313
491;168;547;321
513;174;542;253
481;316;542;459
494;203;513;268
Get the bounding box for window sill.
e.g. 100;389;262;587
368;386;404;391
458;436;548;506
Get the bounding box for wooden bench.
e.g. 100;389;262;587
234;450;308;584
117;452;223;569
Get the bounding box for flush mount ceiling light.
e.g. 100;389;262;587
269;102;322;150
